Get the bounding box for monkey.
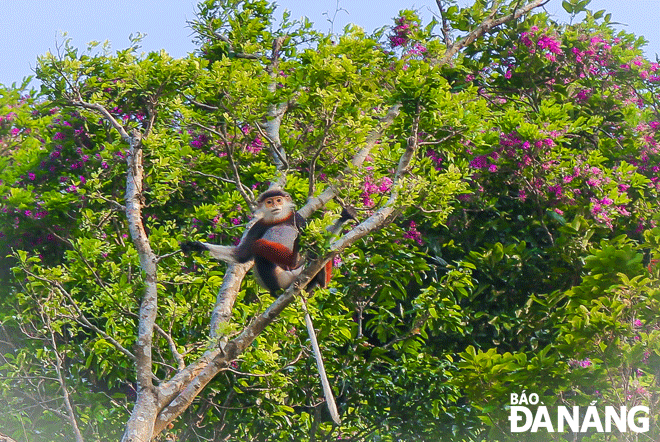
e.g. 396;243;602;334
181;188;356;425
183;189;321;293
181;188;355;295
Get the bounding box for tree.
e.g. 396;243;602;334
1;0;659;441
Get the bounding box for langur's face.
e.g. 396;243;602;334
260;195;292;221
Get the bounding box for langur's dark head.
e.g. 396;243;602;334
256;189;295;223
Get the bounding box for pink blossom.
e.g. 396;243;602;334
246;137;263;154
548;184;562;198
617;206;630;216
403;221;423;245
579;359;592;368
378;177;393;192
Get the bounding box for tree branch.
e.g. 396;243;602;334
41;310;85;442
435;0;453;46
191;121;257;209
298;103;402;219
209;262;252;340
438;0;549;65
70;98;132;144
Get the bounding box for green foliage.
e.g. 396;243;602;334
1;0;660;441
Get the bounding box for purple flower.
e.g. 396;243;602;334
469;155;489;169
548;184;562;198
378;177;393;192
247;136;263;154
403;220;423;245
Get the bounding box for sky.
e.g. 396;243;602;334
0;0;658;88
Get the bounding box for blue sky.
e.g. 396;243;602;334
0;0;658;87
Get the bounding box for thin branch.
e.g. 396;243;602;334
297;103;402;219
70;98;132;144
40;306;85;442
213;33;262;60
91;193;126;211
154;322;185;371
438;0;549;65
156;250;182;263
308;104;338;198
184;95;220;111
435;0;453;46
225;349;306;378
191;121;256;209
19;268;138;364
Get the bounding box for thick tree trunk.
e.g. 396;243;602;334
121;135;161;442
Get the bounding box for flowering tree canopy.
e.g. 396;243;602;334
1;0;660;440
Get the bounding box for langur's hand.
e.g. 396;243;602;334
180;241;208;255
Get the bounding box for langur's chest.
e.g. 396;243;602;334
260;224;298;251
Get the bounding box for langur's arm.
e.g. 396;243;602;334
201;243;238;263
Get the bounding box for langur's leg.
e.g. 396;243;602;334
270;266;304;290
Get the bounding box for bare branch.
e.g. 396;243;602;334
308;105;338;198
154;322;185;371
191;121;257;209
184;94;220;111
39;304;85;442
257;100;292;175
70;98;132;144
435;0;453;46
226;349;305;377
17;267;138;364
